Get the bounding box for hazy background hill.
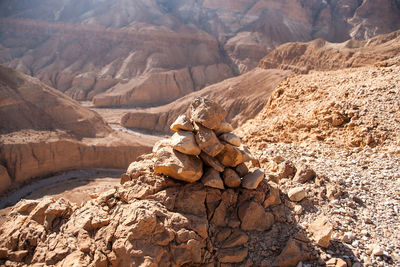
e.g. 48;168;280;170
1;0;399;107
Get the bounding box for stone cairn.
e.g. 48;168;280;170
149;97;264;190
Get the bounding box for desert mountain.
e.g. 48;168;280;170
120;30;400;135
0;66;158;194
1;0;400;107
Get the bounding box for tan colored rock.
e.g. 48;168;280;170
152;139;171;153
201;168;224;190
195;124;224;157
222;168;241;188
219;133;241;147
218;247;248;263
215;121;234;136
242;169;265;189
308;216;333;248
170;131;201;156
0;165;11;194
326;258;348;267
199;152;225;172
170;115;194;132
122;159;154;184
293;164;316;183
238;201;274;231
273;238;312;267
216;143;243;167
188;97;227;130
277;161;297;180
154;147;203;182
235;163;249;177
288;187;307;202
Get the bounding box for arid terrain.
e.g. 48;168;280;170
1;0;400;108
0;1;399;267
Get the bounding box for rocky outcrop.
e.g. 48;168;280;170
240;55;400;149
121;68;291;133
259;30;400;74
0;66;157;194
1;0;399;107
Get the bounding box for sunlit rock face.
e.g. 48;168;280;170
0;0;399;107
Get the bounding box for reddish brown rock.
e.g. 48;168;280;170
170;115;195;132
218;247;248;263
216;143;243;167
199;152;225;172
238;201;274;231
235;163;249;177
219;133;241;147
170;131;201;156
242;169;265;189
273;238;312;267
293;164;316;183
202;168;225;189
222;168;241;188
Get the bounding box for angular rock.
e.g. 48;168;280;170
187;97;227;130
219;133;241;147
293;164;316;183
277;161;297;180
215;121;234;136
235;163;249;177
222;168;241;188
238;201;274;231
199;152;225;172
170;131;201;156
308;216;333;248
242;169;265;189
273;238;312;267
216;143;243;167
221;230;249;248
152;139;171;153
123;159;154;184
201;168;224;189
288;187;307;202
154;147;203;182
326;258;348;267
263;183;281;208
195;124;224;157
170;115;194;132
218;247;248;263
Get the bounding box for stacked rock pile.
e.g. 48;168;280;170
152;97;264;190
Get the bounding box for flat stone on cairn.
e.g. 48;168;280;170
155;97;264;190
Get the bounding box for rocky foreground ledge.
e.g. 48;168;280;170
0;98;340;266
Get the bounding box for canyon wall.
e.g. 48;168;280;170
0;0;399;107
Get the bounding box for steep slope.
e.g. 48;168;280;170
1;0;399;107
0;66;158;194
239;57;400;150
120;68;291;134
259;30;400;73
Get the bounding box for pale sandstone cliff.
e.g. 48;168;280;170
0;66;157;194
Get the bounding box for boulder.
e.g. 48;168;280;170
216;143;243;167
235;163;249;177
293;165;316;183
170;115;194;132
170;131;201;156
273;238;312;267
201;168;224;189
308;216;333;248
242;169;265;189
288;187;307;202
218;247;248;263
199;152;225;172
187;97;227;130
222;168;241;188
238;201;274;231
195;124;224;157
215;121;234;136
219;133;241;147
154;147;203;182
